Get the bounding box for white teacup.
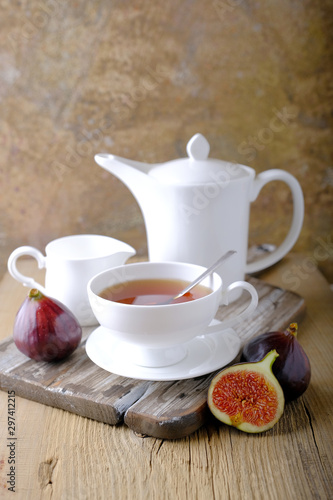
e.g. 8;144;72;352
8;234;136;326
87;261;258;367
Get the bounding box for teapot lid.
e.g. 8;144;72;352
149;134;246;185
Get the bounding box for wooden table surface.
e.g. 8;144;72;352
0;254;332;499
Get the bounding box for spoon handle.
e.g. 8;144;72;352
172;250;237;300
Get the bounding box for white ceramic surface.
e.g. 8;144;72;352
95;133;304;297
7;234;136;326
85;323;241;381
87;261;258;367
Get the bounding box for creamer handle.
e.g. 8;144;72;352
7;246;47;294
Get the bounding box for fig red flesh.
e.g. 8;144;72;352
13;289;82;362
208;350;285;433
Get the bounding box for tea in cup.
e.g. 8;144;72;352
8;234;136;326
87;261;258;367
99;276;212;305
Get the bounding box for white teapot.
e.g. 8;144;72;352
95;134;304;298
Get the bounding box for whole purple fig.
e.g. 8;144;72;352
13;288;82;362
241;323;311;401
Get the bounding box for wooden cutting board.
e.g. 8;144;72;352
0;275;305;440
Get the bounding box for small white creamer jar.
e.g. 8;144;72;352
8;234;136;326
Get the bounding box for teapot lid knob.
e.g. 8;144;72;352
186;133;210;161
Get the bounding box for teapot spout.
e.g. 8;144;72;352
94;153;158;209
95;153;153;175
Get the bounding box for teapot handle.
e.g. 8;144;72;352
245;169;304;274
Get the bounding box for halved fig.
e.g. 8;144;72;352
208;350;285;433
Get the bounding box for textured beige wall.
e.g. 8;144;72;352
1;0;332;278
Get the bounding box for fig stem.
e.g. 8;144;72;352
28;288;43;300
286;323;298;337
260;350;279;370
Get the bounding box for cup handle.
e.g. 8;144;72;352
205;280;258;334
7;246;47;293
245;169;304;274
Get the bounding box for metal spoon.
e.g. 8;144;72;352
161;250;236;305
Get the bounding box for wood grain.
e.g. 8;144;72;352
0;261;306;440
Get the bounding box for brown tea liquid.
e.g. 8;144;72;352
99;278;212;305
